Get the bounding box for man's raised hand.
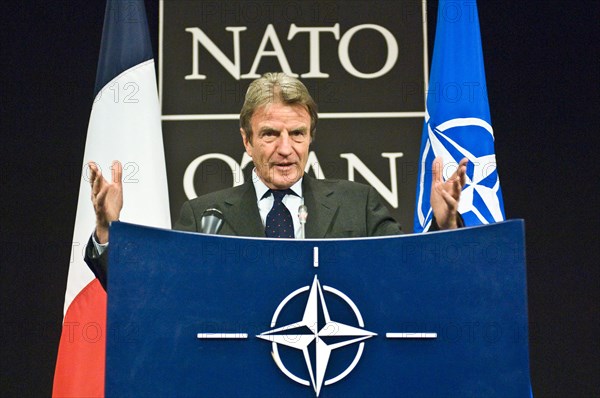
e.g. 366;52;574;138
89;160;123;243
430;157;468;230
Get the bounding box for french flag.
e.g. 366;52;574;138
53;1;170;396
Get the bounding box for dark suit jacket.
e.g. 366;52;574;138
175;175;402;238
86;175;407;289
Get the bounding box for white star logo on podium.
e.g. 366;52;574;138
257;276;376;396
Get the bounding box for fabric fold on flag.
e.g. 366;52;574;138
414;0;505;232
53;1;170;396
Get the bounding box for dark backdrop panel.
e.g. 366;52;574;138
161;0;426;232
162;0;425;114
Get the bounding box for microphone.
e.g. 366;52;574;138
298;203;308;239
200;208;224;234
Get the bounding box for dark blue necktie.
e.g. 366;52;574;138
265;189;294;238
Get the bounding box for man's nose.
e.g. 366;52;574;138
276;131;293;155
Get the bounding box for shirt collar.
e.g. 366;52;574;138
251;169;303;201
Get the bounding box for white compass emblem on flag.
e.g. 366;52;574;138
257;276;376;397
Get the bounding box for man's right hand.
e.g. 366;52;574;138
89;160;123;244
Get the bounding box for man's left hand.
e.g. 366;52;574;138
430;157;468;230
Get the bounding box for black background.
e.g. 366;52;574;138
1;1;598;397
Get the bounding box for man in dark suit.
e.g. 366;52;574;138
174;174;402;238
87;73;466;287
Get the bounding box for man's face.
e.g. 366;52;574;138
242;103;311;190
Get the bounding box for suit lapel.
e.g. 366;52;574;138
221;182;265;237
303;176;339;238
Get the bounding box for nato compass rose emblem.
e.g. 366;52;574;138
257;275;376;396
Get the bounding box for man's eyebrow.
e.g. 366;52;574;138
258;126;279;134
290;126;308;132
257;125;308;134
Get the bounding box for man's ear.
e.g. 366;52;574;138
241;128;252;155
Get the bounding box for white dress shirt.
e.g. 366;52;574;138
251;169;304;239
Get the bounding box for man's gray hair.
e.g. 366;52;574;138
240;72;318;142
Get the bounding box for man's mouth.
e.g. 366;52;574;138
273;162;295;170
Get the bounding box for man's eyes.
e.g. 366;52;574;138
259;130;279;141
290;130;308;142
259;130;307;141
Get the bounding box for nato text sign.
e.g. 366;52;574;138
106;220;530;397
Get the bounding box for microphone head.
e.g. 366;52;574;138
201;208;224;234
298;204;308;224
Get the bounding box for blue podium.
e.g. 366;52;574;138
106;220;531;397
